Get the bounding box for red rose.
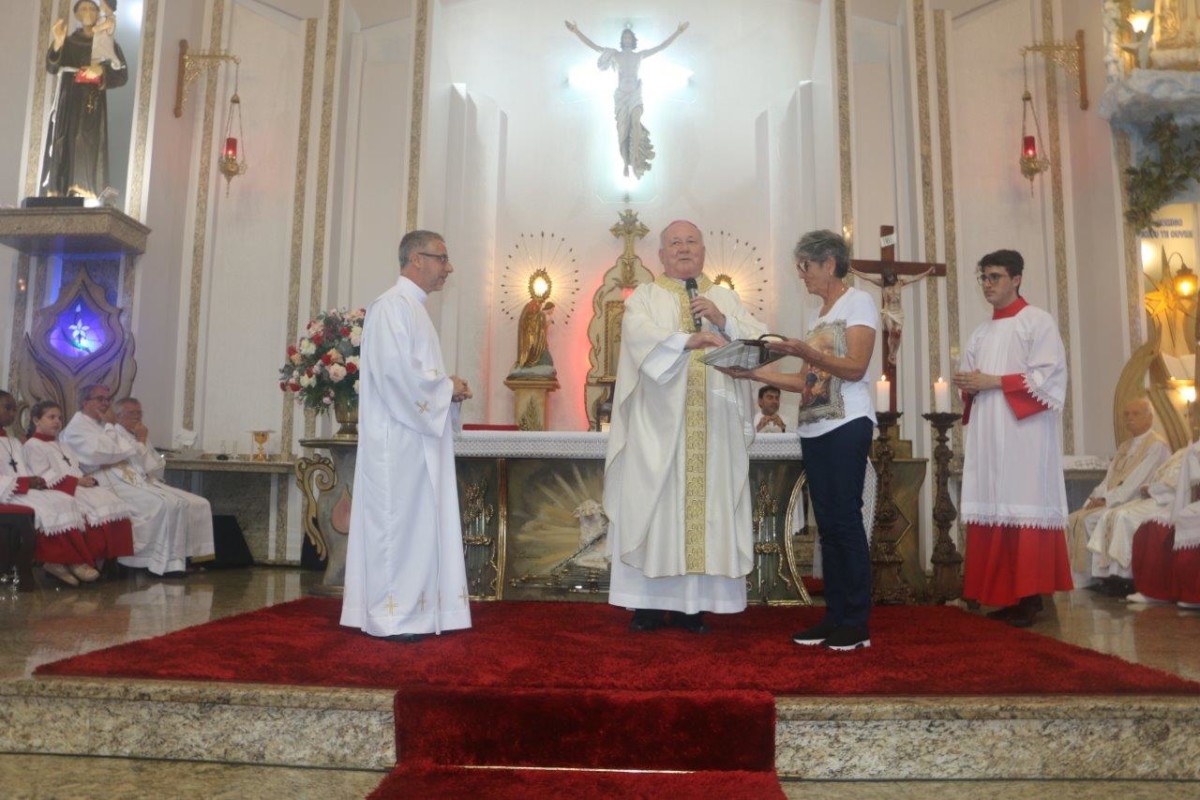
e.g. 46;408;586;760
289;382;301;392
340;326;351;337
287;344;298;357
321;352;334;365
312;332;324;346
305;368;314;378
345;362;358;374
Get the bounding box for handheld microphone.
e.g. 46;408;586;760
684;278;702;331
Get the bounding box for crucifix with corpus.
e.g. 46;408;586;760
849;225;946;412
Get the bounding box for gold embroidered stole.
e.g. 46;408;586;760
1106;434;1157;490
655;274;713;573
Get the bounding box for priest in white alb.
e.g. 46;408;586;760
1065;396;1168;586
954;249;1074;628
604;220;767;634
340;230;474;642
61;386;214;576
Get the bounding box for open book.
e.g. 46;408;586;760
700;335;786;369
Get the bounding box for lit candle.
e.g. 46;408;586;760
224;137;238;159
934;377;951;413
875;378;891;413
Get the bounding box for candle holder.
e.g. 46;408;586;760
869;411;914;604
922;411;964;603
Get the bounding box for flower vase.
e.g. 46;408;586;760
333;395;358;439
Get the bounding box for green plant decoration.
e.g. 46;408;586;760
1125;114;1200;233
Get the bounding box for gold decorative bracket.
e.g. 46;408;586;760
1021;29;1088;111
174;39;241;118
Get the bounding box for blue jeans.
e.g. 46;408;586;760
801;416;873;630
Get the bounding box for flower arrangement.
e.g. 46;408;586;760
279;308;365;413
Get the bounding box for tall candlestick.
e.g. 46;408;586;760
933;377;951;413
875;378;891;412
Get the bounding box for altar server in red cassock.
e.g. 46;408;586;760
0;391;96;586
953;250;1073;627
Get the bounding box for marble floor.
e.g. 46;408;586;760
0;567;1198;798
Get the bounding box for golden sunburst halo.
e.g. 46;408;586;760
705;229;768;315
501;232;581;322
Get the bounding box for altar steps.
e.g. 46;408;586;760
2;677;1199;782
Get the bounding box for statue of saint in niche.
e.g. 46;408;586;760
565;20;688;179
41;0;128;201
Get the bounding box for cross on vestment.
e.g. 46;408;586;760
849;225;946;412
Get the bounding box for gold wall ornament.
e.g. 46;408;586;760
1020;29;1088;110
584;210;654;429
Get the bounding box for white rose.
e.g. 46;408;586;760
328;364;347;382
299;373;315;388
299;339;316;356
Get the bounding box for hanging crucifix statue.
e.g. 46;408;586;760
850;226;946;411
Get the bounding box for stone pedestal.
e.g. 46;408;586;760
296;438;357;596
504;377;559;431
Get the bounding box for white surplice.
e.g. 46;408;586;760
0;432;83;535
604;275;767;615
960;303;1069;529
340;275;472;638
23;436;131;526
61;413;214;575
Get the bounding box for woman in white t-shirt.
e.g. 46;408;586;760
719;230;878;651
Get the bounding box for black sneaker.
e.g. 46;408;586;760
823;626;871;651
792;619;838;646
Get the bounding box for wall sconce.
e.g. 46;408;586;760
1020;29;1088;111
218;83;248;195
1122;11;1155;70
1019;54;1050;190
174;40;248;193
1168;252;1198;298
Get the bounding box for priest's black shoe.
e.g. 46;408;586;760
383;633;427;643
629;608;668;632
670;611;709;634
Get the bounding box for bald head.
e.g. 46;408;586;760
658;220;705;280
1123;397;1154;437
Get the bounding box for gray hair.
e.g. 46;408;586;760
79;384;110;404
113;397;141;415
794;229;851;278
398;230;445;269
659;220;703;248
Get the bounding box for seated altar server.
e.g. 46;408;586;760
61;386;214;577
340;230;474;642
0;391;95;586
1065;396;1167;587
23;399;134;573
604;219;767;635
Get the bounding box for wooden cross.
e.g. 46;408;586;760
849;225;946;412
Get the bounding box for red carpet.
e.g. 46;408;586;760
395;687;776;771
35;598;1200;695
368;764;787;800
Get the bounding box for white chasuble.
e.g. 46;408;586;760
1087;446;1188;576
960;301;1068;529
604;275;767;614
61;413;213;575
340;276;472;637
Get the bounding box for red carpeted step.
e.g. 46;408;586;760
368;764;787;800
395;686;776;771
